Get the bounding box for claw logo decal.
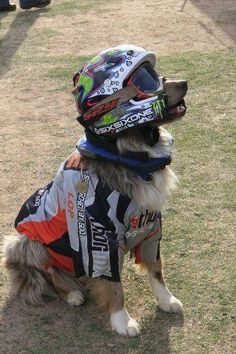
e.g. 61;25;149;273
83;99;119;122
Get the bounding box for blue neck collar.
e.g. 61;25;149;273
77;136;171;181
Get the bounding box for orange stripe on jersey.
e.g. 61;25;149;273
47;248;74;273
65;152;81;170
16;210;67;244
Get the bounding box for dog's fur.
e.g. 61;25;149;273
2;79;187;337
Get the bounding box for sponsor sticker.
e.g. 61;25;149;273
130;210;159;229
77;172;90;237
94;107;155;135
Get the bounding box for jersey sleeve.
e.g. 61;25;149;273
15;161;67;244
123;201;162;264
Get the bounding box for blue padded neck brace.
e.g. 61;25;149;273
76;136;171;178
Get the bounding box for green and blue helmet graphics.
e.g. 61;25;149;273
73;45;167;136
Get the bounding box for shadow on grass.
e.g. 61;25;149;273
1;292;184;354
139;308;184;353
180;0;236;44
0;8;49;77
0;294;104;354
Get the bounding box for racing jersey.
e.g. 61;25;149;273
15;151;162;282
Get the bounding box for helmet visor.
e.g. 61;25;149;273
129;64;163;94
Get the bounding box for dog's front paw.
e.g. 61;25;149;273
158;295;183;314
110;308;140;337
66;290;85;306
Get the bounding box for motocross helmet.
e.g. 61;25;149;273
73;45;167;137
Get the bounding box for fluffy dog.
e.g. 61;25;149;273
2;46;187;337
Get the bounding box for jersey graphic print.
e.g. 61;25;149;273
15;151;162;281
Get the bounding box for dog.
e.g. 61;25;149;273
2;46;187;337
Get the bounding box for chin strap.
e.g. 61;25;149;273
76;134;171;180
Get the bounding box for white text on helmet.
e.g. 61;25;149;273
94;107;155;135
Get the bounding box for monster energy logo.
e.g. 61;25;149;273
151;98;166;119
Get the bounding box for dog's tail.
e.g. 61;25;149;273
2;233;56;304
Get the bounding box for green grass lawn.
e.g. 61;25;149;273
0;1;235;353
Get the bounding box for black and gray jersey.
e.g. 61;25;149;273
16;151;162;282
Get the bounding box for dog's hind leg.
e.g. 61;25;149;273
88;278;140;337
2;234;56;304
141;258;183;314
47;269;85;306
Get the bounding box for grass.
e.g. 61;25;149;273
42;0;114;18
216;10;236;23
0;1;236;353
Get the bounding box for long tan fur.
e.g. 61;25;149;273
2;234;53;304
2;234;85;305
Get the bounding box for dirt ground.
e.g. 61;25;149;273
0;0;235;353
